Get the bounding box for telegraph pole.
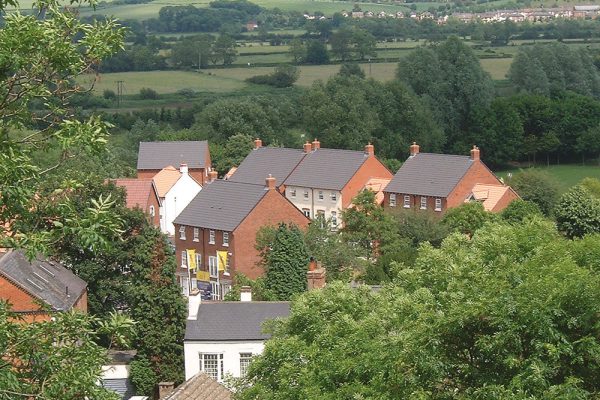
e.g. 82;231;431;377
116;80;124;108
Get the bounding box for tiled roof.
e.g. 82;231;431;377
385;153;474;197
0;250;87;311
113;179;154;210
284;148;369;190
186;301;290;341
173;180;268;231
363;177;391;205
469;184;517;211
152;166;181;197
137;141;209;170
164;373;232;400
229;147;306;186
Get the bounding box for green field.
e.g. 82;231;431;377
498;165;600;194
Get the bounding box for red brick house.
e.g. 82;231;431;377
0;250;87;323
113;178;161;227
137;141;211;185
383;143;518;213
173;177;309;298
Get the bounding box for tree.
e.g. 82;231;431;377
555;185;600;238
329;28;353;61
441;201;496;236
211;133;254;175
576;124;600;165
211;34;237;65
237;218;600;398
304;40;329;65
262;223;309;301
352;28;377;61
246;64;299;88
338;62;365;79
500;199;542;223
288;38;306;64
170;34;214;68
508;169;560;216
580;177;600;199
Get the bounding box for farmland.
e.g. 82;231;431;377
497;165;600;194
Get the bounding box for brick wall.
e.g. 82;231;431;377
147;190;161;228
383;192;447;214
175;225;233;282
491;188;520;212
446;161;501;208
341;155;393;208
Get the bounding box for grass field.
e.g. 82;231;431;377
497;165;600;194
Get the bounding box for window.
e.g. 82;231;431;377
209;230;215;244
420;196;427;210
181;251;187;268
195;253;202;269
316;210;325;227
181;277;189;296
193;227;199;242
290;188;296;197
318;191;324;201
240;353;253;377
331;192;337;202
331;211;338;228
302;208;310;218
200;353;223;381
403;195;410;208
209;256;218;278
222;283;231;298
389;194;396;207
179;226;186;240
435;198;442;212
210;281;221;300
304;190;309;199
149;205;155;217
223;232;229;246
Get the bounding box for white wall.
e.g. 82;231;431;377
162;173;201;236
184;341;265;381
285;185;342;224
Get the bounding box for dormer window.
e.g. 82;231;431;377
179;226;186;240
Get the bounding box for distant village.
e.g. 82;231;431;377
302;4;600;24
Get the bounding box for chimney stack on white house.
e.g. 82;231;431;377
187;289;201;320
180;163;188;175
410;142;420;157
240;286;252;302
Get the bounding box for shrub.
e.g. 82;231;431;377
139;87;158;100
103;89;117;100
246;64;299;88
507;169;560;215
500;199;542;223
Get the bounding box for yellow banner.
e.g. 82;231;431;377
187;249;196;270
217;251;228;272
196;270;210;282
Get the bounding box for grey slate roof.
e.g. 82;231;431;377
229;147;306;186
0;250;87;311
385;153;474;197
137;141;209;170
185;302;290;341
284;148;369;190
173;180;268;231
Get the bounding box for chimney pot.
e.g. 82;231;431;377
180;163;188;174
364;142;374;156
470;145;480;161
266;174;276;190
158;382;175;399
303;141;312;153
410;142;420;157
208;170;218;183
240;286;252;302
311;138;321;151
254;138;262;149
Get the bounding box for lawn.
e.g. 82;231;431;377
480;58;512;80
497;164;600;194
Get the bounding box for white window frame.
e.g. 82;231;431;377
435;198;442;212
210;281;221;300
181;251;187;268
181;277;189;296
193;227;199;241
303;190;309;199
290;188;296;197
331;211;338;227
403;195;410;208
302;208;310;218
389;193;396;207
420;196;427;210
331;191;337;202
195;253;202;269
199;353;224;381
239;353;253;378
223;232;229;247
149;205;155;217
209;230;215;244
209;256;218;278
318;191;324;201
179;226;186;240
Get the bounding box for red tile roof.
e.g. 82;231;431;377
114;179;154;210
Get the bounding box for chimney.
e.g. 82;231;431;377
180;163;188;174
410;142;420;157
470;145;480;161
158;382;175;399
254;138;262;149
307;262;326;290
208;170;218;183
266;174;276;190
311;138;320;151
303;141;312;153
308;257;317;271
187;289;201;320
364;142;374;157
240;286;252;302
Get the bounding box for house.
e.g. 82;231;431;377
230;139;393;227
184;295;290;381
0;250;87;322
113;179;161;228
161;373;231;400
383;143;518;213
137;141;211;185
153;164;202;236
468;184;520;212
101;350;137;400
173;177;309;297
246;20;258;31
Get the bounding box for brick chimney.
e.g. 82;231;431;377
240;286;252;302
410;142;420;157
303;141;312;153
307;261;326;290
254;138;262;149
266;174;276;190
208;170;218;183
311;138;321;151
470;145;480;161
158;382;175;399
180;163;188;175
364;142;374;157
